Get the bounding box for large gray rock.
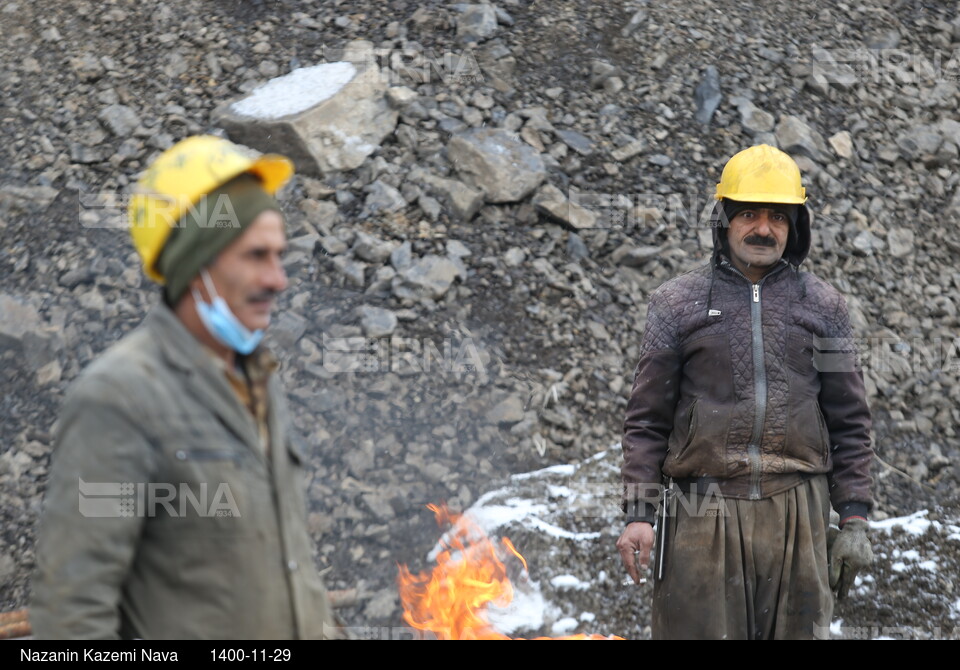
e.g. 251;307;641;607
775;115;830;163
70;53;104;82
0;185;58;215
332;256;368;288
447;128;546;203
503;247;526;267
532;184;598;230
352;231;395;264
363;180;406;216
852;230;885;256
739;103;775;135
416;171;484;220
300;199;340;233
214;62;398;175
694;65;722;125
319;235;348;256
554;129;595;157
895;125;942;162
358;305;398;338
98;104;140;137
590;60;620;89
457;4;498;43
807;46;859;93
937;118;960;148
887;228;915;258
392;255;461;301
829;131;854;159
270;311;308;349
612;244;664;267
446;240;471;258
486;396;525;425
610;138;646;162
0;294;43;352
390;241;414;271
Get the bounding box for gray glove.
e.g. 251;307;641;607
828;518;873;600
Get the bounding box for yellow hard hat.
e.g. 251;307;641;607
129;135;294;283
714;144;806;204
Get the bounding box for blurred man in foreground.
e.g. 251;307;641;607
32;136;338;639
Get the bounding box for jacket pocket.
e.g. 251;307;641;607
813;403;830;467
671;397;699;463
786;332;816;377
783;399;830;471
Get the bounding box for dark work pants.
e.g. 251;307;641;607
652;475;833;640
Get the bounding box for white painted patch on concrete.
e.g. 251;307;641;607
231;62;357;119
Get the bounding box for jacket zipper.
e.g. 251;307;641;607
747;280;766;500
721;260;787;500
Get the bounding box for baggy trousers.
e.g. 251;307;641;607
651;475;833;640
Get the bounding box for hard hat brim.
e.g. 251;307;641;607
716;191;807;205
247;154;295;195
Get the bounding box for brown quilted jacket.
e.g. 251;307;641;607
622;203;873;517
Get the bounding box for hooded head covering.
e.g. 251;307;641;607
157;173;282;305
710;198;812;268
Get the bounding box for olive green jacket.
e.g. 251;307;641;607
31;304;337;639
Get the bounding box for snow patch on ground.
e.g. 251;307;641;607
550;574;590;590
486;581;549;636
551;617;579;634
526;516;602;541
511;463;577;480
872;510;932;535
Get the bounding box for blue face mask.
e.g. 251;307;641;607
192;269;264;355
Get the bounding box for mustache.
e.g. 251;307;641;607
248;290;279;302
743;235;776;247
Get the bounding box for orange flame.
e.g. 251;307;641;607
397;503;621;640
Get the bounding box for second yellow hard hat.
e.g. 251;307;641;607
715;144;806;204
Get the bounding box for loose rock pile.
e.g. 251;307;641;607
1;0;958;633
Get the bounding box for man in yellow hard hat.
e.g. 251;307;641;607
616;145;874;639
31;136;340;639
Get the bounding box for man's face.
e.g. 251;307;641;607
725;206;791;280
200;209;288;331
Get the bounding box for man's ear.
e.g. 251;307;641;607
185;273;206;302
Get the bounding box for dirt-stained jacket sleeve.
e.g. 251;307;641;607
621;289;683;521
819;292;873;518
30;375;158;640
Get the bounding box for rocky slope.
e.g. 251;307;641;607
1;0;958;635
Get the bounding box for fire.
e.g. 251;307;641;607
397;503;620;640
